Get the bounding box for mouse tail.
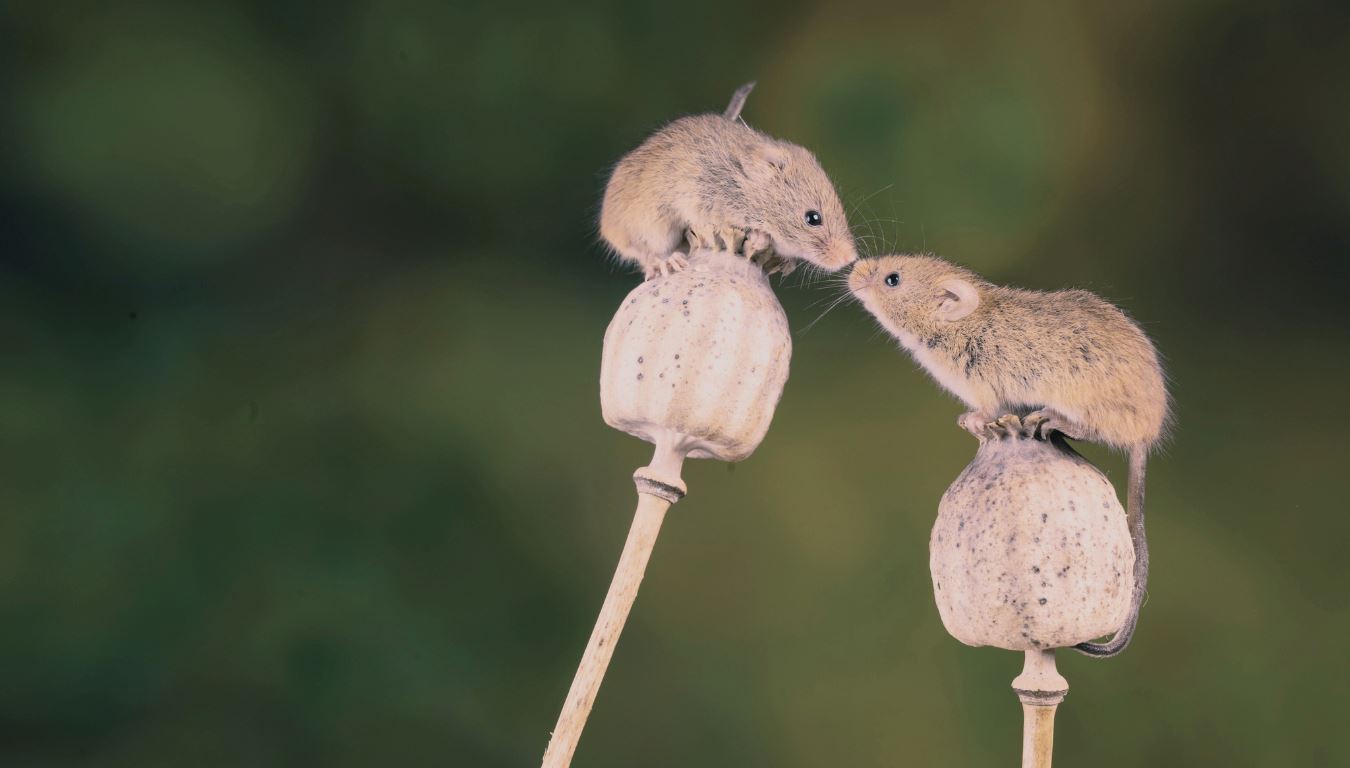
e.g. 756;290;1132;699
1074;444;1149;658
723;82;756;121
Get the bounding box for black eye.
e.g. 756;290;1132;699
884;273;900;287
805;210;822;227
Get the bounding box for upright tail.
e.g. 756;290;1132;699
723;81;756;121
1074;445;1149;657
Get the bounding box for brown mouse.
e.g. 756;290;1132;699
599;82;857;280
850;254;1170;658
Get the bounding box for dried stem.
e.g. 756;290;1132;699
541;441;687;768
1020;703;1056;768
1011;649;1068;768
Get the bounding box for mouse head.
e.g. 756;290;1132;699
848;254;985;338
743;140;856;271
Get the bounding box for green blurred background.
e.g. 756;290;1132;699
3;0;1349;765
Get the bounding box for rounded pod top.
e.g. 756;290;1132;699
600;249;791;462
930;416;1134;651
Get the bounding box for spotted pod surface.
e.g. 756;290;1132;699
600;248;791;462
930;417;1134;651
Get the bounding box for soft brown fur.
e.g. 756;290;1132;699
599;84;856;279
849;255;1168;447
850;254;1169;657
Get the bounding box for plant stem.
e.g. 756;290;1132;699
541;442;687;767
1011;649;1068;768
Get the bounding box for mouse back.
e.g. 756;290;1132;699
849;254;1169;448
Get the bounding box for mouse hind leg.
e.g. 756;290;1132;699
958;410;999;437
597;193;683;278
1024;408;1087;442
599;218;655;276
626;216;692;280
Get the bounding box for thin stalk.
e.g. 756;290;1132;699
541;441;687;768
1011;649;1068;768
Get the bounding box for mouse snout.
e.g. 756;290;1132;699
827;238;859;270
848;259;877;293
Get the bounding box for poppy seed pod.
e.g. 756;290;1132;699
546;246;792;768
600;248;792;463
930;415;1135;651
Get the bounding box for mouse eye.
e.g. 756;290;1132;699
804;210;822;227
884;272;900;288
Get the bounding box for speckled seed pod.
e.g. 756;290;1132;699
600;248;792;462
930;416;1134;651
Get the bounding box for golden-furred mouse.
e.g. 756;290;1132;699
600;82;857;280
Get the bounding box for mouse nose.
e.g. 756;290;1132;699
848;259;875;292
829;239;859;269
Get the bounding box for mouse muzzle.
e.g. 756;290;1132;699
848;258;877;293
825;239;859;270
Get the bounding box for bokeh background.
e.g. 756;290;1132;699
4;0;1349;765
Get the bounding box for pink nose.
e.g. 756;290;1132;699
848;259;876;292
831;240;859;268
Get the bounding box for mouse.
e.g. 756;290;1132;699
849;254;1170;658
599;82;858;280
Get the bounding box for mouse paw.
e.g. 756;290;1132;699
958;410;997;438
711;227;747;256
684;226;712;252
744;229;773;258
1025;409;1082;441
643;253;688;281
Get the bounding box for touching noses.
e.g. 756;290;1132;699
848;259;876;292
831;237;859;269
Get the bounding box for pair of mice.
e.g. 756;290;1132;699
598;84;1168;658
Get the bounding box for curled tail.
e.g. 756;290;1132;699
723;81;756;121
1075;445;1149;658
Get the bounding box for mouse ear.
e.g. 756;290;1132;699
936;278;980;321
748;144;790;181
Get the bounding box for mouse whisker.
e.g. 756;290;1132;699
800;287;856;334
853;233;883;250
854;216;900;226
847;187;897;257
863;208;903;254
802;288;845;309
846;183;895;219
